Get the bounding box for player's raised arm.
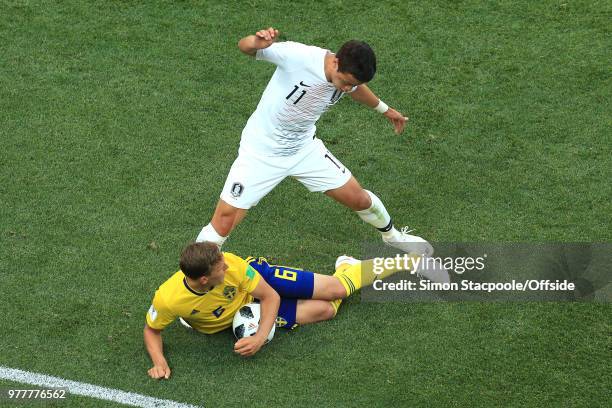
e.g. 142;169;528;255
238;27;279;56
234;278;280;357
350;84;409;135
143;324;171;380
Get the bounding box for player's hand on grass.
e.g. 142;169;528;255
254;27;279;49
148;362;171;380
234;336;266;357
384;108;408;134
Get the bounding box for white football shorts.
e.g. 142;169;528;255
220;138;352;209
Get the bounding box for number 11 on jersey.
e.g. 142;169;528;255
286;81;310;104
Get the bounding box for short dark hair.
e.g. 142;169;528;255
179;242;222;279
336;40;376;83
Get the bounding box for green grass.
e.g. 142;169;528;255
1;1;610;407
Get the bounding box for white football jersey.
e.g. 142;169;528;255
240;41;351;156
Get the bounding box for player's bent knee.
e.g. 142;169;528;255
297;300;337;325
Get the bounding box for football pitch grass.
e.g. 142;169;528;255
1;1;610;407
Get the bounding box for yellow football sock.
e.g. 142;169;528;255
333;256;420;297
333;263;361;297
329;298;342;316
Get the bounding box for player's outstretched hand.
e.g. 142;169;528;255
254;27;279;49
148;363;171;380
234;336;265;357
384;108;409;134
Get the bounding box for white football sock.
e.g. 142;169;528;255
381;226;401;241
356;190;395;235
196;223;227;247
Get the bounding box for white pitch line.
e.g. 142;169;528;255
0;366;201;408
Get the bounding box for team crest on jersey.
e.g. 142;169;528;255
223;286;237;300
230;182;244;198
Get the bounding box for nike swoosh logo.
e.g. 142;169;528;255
299;81;311;87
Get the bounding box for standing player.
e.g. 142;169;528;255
197;27;436;264
144;242;411;379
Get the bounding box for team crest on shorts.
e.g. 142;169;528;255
275;316;287;328
230;182;244;198
223;286;237;300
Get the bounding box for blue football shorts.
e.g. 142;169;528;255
247;257;315;330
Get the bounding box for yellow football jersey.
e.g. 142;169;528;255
146;252;261;334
